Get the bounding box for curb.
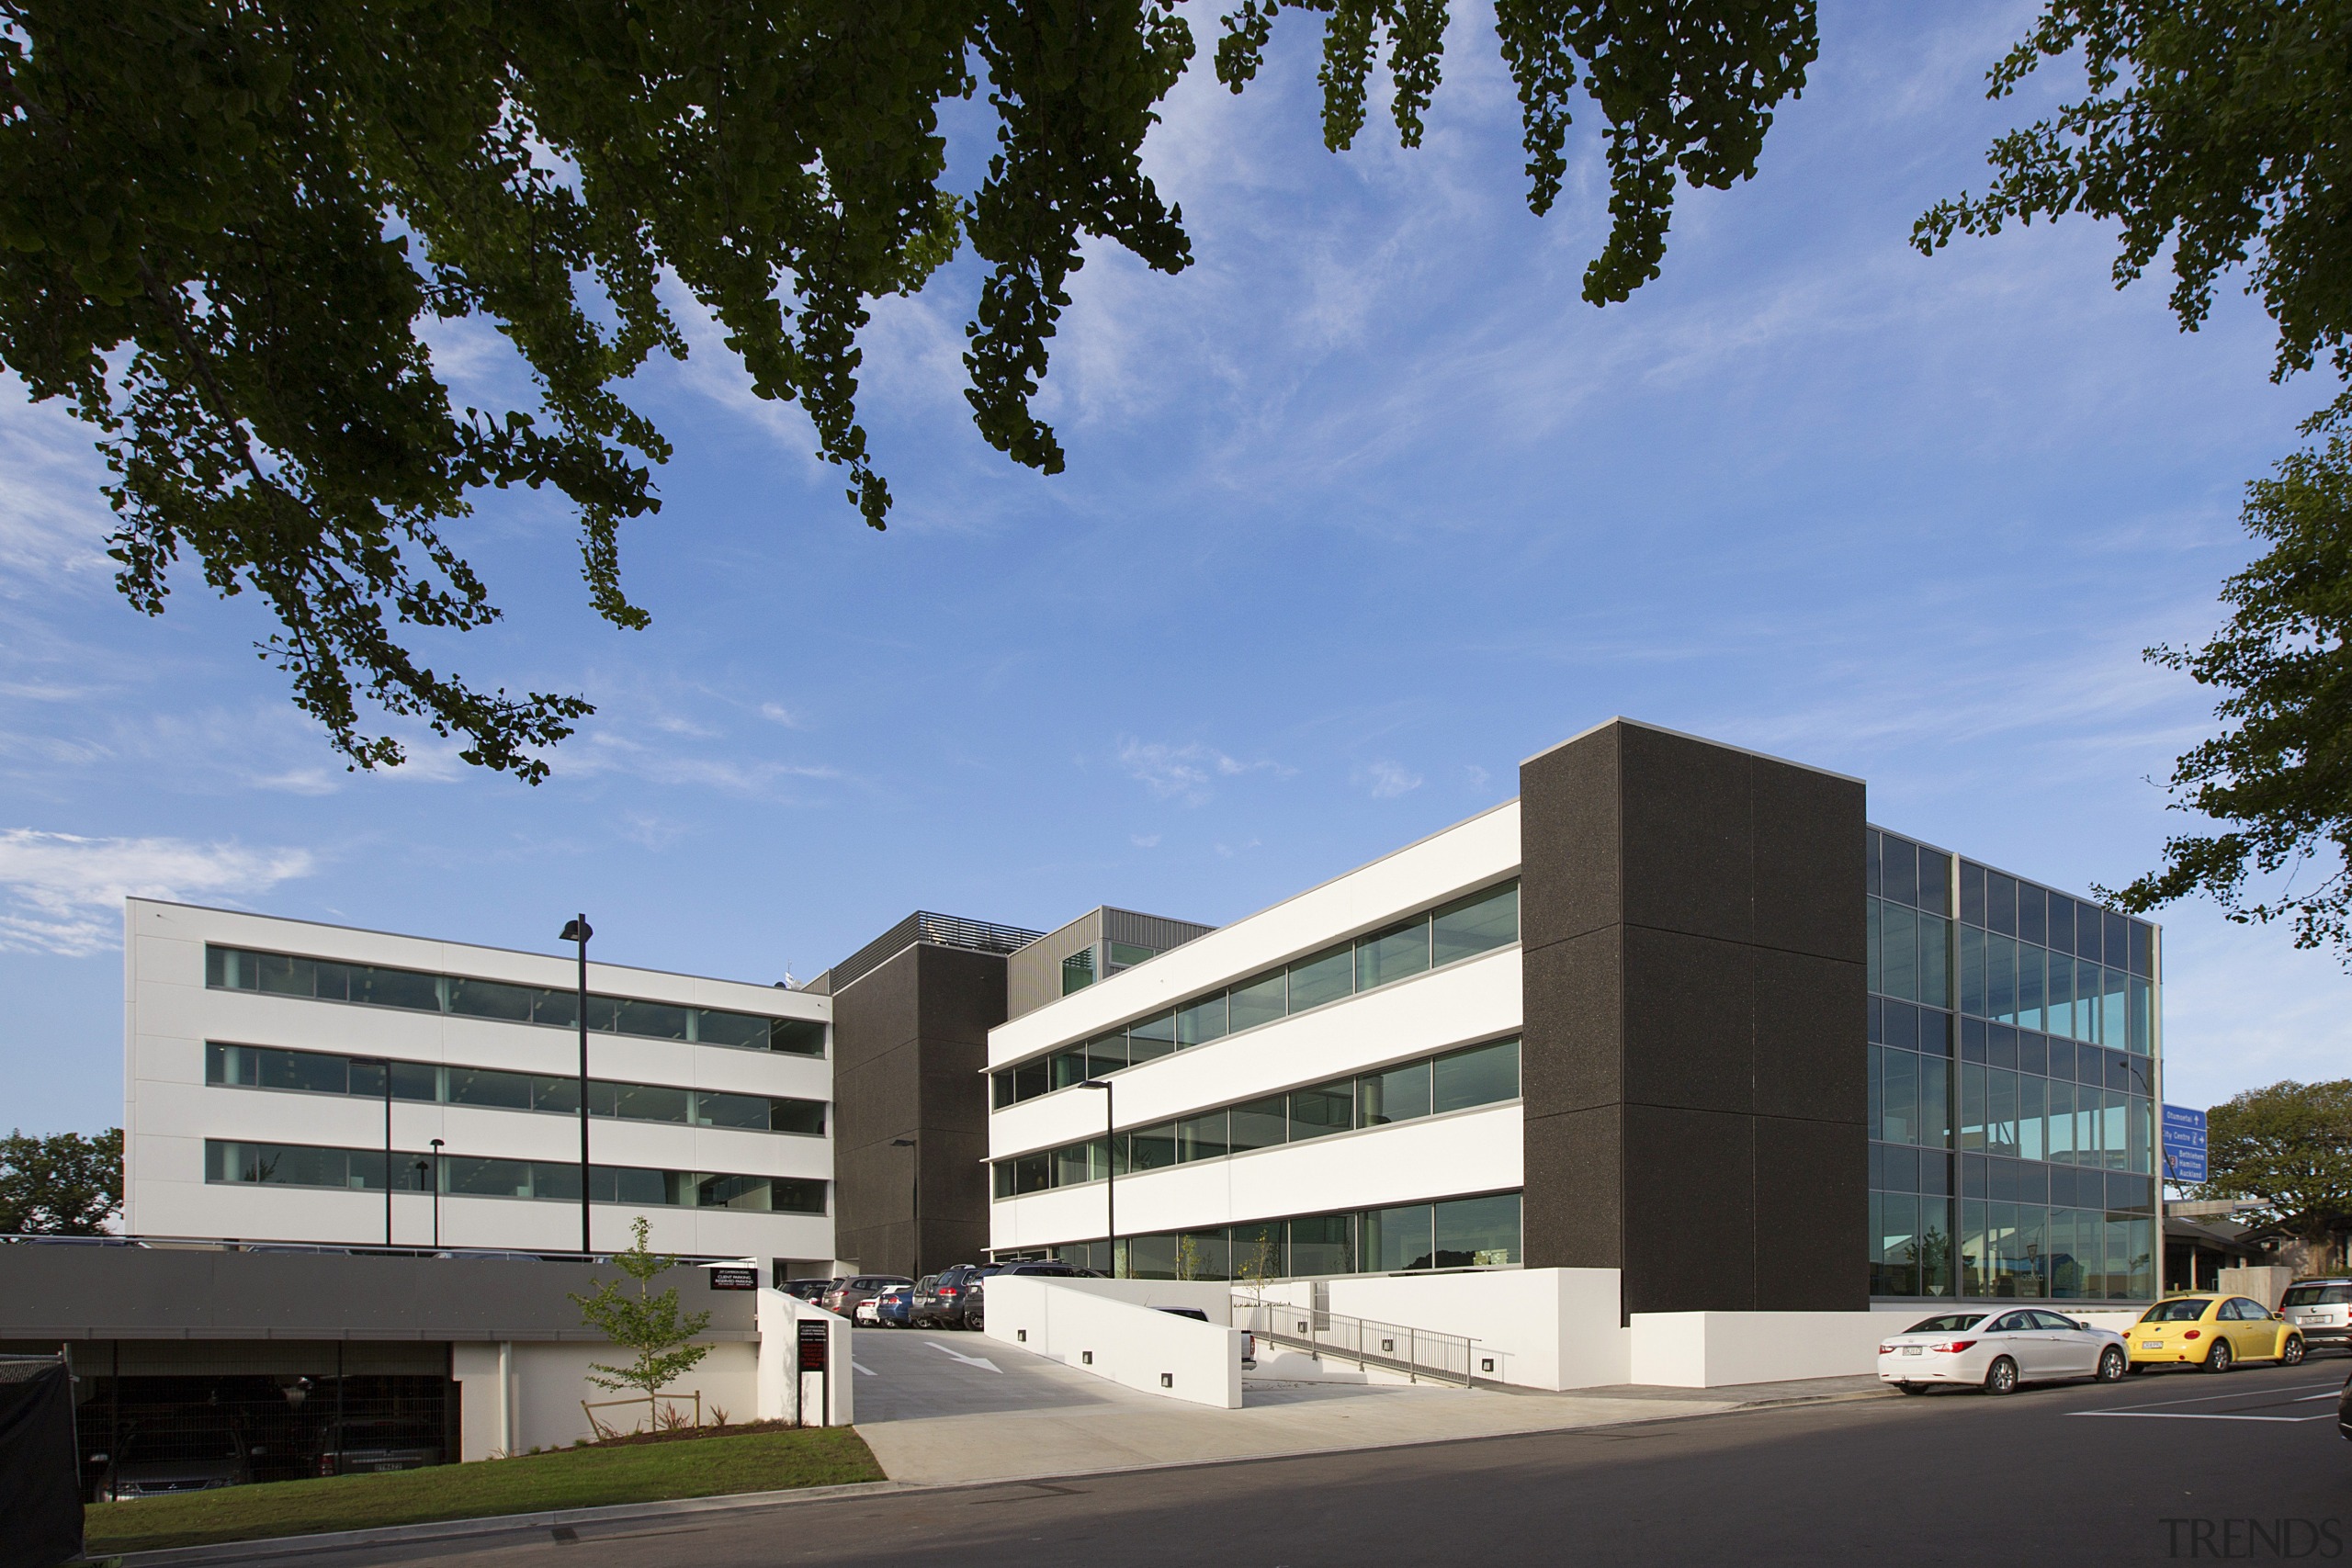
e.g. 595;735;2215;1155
107;1478;910;1568
104;1382;1890;1564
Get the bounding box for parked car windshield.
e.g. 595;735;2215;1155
2284;1284;2352;1307
1902;1314;1987;1334
120;1427;243;1463
2142;1298;2214;1323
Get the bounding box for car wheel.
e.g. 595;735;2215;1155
968;1304;984;1334
2282;1335;2307;1366
2205;1339;2233;1374
1984;1356;2019;1396
2096;1346;2126;1383
1894;1382;1927;1395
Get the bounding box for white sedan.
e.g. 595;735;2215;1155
1878;1308;2128;1395
853;1296;883;1325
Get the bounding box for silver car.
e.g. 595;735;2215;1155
2281;1280;2352;1350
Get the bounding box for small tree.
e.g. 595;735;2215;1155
570;1217;711;1422
0;1128;122;1235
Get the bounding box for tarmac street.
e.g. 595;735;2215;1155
243;1359;2352;1568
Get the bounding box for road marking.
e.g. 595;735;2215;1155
2071;1411;2335;1423
853;1361;876;1375
925;1340;1003;1374
2086;1380;2340;1413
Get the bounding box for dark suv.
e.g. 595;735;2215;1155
959;1260;1090;1334
913;1264;990;1330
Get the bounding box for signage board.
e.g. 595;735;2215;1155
707;1266;758;1292
2162;1103;2209;1184
797;1320;830;1373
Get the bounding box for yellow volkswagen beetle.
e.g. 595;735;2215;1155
2127;1292;2308;1373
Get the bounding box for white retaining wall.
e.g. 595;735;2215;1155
451;1338;759;1460
980;1276;1244;1408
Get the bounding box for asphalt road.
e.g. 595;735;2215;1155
286;1359;2352;1568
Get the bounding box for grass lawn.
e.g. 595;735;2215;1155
83;1426;884;1555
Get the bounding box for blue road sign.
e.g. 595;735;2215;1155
2162;1104;2209;1184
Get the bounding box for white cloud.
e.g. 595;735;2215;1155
1131;832;1161;849
758;703;802;728
0;829;315;956
1115;737;1285;806
1359;760;1423;799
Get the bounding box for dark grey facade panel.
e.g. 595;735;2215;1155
1520;718;1868;1318
831;942;1006;1278
815;911;1043;998
0;1246;755;1342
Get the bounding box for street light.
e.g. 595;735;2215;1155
559;915;593;1254
427;1139;445;1249
890;1137;919;1279
1080;1080;1114;1277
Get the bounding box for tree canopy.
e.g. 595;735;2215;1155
2195;1079;2352;1260
0;1127;122;1235
1917;0;2352;957
0;0;1815;781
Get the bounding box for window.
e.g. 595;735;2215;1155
1228;971;1286;1031
1228;1096;1287;1153
1355;919;1430;989
1286;945;1354;1010
993;882;1523;1106
205;1043;825;1136
1358;1060;1431;1126
203;1139;820;1211
1433;1192;1521;1267
1431;1039;1519;1113
206;944;822;1055
1433;883;1518;965
1365;1204;1435;1272
1288;1081;1353;1140
994;1040;1521;1198
1062;947;1095;996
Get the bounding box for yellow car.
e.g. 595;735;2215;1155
2127;1292;2307;1373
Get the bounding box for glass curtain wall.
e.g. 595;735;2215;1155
1867;829;2160;1302
1029;1191;1523;1280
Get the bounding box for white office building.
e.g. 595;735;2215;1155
122;899;836;1272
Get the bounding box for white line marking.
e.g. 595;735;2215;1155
852;1361;875;1375
2090;1380;2341;1413
2072;1412;2336;1423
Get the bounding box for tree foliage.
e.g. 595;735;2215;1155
2111;430;2352;952
0;1;1815;780
571;1215;713;1402
1917;1;2352;955
2195;1079;2352;1255
0;1127;123;1235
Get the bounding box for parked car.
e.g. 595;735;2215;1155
1877;1308;2128;1394
98;1419;256;1500
822;1274;912;1317
2128;1292;2307;1373
2337;1368;2352;1443
2281;1280;2352;1352
959;1259;1086;1335
874;1284;913;1327
314;1419;443;1477
915;1264;991;1329
776;1280;832;1304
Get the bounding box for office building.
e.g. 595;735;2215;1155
983;718;2162;1309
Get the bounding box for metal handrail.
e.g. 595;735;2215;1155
1231;1293;1477;1388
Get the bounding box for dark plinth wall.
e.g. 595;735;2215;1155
1520;719;1869;1316
831;943;1007;1278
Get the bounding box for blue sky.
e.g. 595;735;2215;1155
2;2;2345;1137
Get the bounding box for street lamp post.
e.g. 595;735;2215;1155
1080;1080;1114;1276
890;1137;919;1279
427;1139;445;1249
559;916;594;1254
